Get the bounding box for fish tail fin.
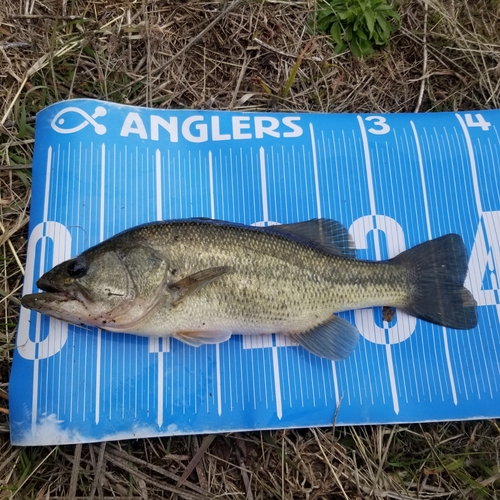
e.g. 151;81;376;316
391;234;477;329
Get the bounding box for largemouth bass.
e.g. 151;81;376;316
21;218;477;360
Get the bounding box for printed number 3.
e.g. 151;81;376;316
365;116;390;135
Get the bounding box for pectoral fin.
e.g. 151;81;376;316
169;266;231;306
288;316;360;361
174;330;232;347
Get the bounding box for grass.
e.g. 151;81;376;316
0;0;499;498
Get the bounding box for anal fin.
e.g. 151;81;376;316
288;316;359;361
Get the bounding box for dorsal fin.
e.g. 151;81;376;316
268;219;356;258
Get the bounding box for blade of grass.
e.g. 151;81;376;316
177;434;216;487
282;39;313;99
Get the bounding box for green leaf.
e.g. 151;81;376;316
335;41;348;54
353;36;374;57
13;169;32;189
346;7;359;23
317;0;333;12
359;37;374;55
330;22;343;45
374;24;390;45
345;25;353;41
18;101;27;139
316;10;330;21
317;14;335;31
446;458;466;472
317;9;335;20
376;12;392;38
314;0;399;56
323;0;342;7
356;29;368;40
376;3;397;11
390;11;401;25
364;9;375;34
372;28;385;45
351;38;363;58
83;45;95;57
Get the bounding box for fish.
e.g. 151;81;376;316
21;218;478;361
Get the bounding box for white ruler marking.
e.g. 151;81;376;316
43;146;52;222
456;114;496;398
208;150;223;416
272;346;282;419
216;344;222;416
94;144;106;425
32;146;54;433
309;123;322;218
357;115;399;414
155;148;165;427
455;115;483;214
409;125;433;401
156;149;163;220
386;345;399;414
157;353;164;427
411;121;458;404
259;146;283;418
209;151;215;219
432;128;453;401
259;147;269;222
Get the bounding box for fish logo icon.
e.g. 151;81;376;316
51;106;107;135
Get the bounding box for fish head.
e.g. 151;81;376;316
21;241;168;329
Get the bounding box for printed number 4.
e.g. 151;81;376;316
465;113;491;131
365;116;390;135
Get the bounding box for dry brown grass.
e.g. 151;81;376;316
0;0;499;498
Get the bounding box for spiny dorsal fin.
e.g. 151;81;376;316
269;219;356;258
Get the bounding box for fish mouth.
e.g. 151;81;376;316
21;285;90;319
21;277;92;309
21;291;72;307
36;277;69;296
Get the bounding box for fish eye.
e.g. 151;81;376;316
67;259;87;278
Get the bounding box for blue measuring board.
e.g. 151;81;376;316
10;99;500;445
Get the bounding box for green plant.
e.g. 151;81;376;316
316;0;400;58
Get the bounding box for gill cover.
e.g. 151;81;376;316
22;241;169;329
